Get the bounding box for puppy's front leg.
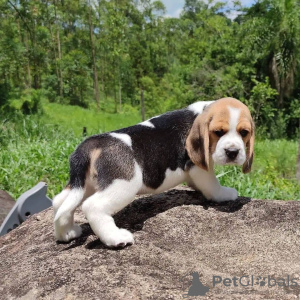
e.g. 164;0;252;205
187;166;238;202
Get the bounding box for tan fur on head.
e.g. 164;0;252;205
186;97;255;173
185;111;210;171
242;119;255;173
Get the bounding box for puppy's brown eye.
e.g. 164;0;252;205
240;129;249;137
214;130;225;137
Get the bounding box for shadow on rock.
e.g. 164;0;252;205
70;189;251;250
114;189;251;231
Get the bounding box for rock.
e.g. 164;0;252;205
0;186;300;299
0;190;15;225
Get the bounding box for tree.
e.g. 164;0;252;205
297;138;300;183
242;0;300;108
87;0;100;110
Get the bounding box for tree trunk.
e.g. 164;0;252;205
54;0;63;98
279;85;284;109
141;88;145;121
16;19;22;88
88;1;100;110
31;9;39;90
46;2;59;96
24;33;31;89
33;67;39;89
297;137;300;183
119;77;122;112
114;85;117;113
101;61;105;93
26;62;31;89
56;27;63;97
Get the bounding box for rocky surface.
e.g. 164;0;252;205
0;186;300;299
0;190;15;225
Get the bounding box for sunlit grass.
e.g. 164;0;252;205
216;139;299;200
43;101;141;136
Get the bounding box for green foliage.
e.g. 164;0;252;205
0;114;80;198
0;0;299;201
62;50;92;108
0;83;10;109
245;77;279;137
0;0;299;138
20;89;44;115
247;77;278;121
0;101;141;198
43;75;60;103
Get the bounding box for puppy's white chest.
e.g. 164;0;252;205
138;168;187;195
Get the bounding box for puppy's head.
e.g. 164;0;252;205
186;98;255;173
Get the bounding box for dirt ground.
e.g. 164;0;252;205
1;186;300;299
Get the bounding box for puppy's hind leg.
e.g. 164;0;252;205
82;190;135;247
82;164;142;248
53;186;70;239
53;186;70;215
54;148;90;242
54;188;85;242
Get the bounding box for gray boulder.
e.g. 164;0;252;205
0;187;300;299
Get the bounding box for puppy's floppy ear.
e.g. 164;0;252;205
186;113;210;171
242;120;255;173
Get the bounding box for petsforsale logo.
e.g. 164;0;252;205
213;275;298;288
180;273;298;297
180;272;209;297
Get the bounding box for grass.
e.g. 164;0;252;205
0;102;299;200
42;101;141;136
216;139;299;200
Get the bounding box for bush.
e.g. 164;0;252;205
0;82;10;110
20;89;43;115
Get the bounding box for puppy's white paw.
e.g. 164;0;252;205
102;228;134;248
55;224;82;242
211;186;238;203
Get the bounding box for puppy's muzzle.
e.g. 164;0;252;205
225;148;239;160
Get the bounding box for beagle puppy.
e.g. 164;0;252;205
53;97;254;247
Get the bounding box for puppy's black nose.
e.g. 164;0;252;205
225;148;239;160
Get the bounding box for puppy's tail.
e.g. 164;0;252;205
53;185;71;215
54;149;89;222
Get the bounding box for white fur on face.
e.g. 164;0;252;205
188;101;215;114
110;132;132;147
212;106;246;166
140;120;155;128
